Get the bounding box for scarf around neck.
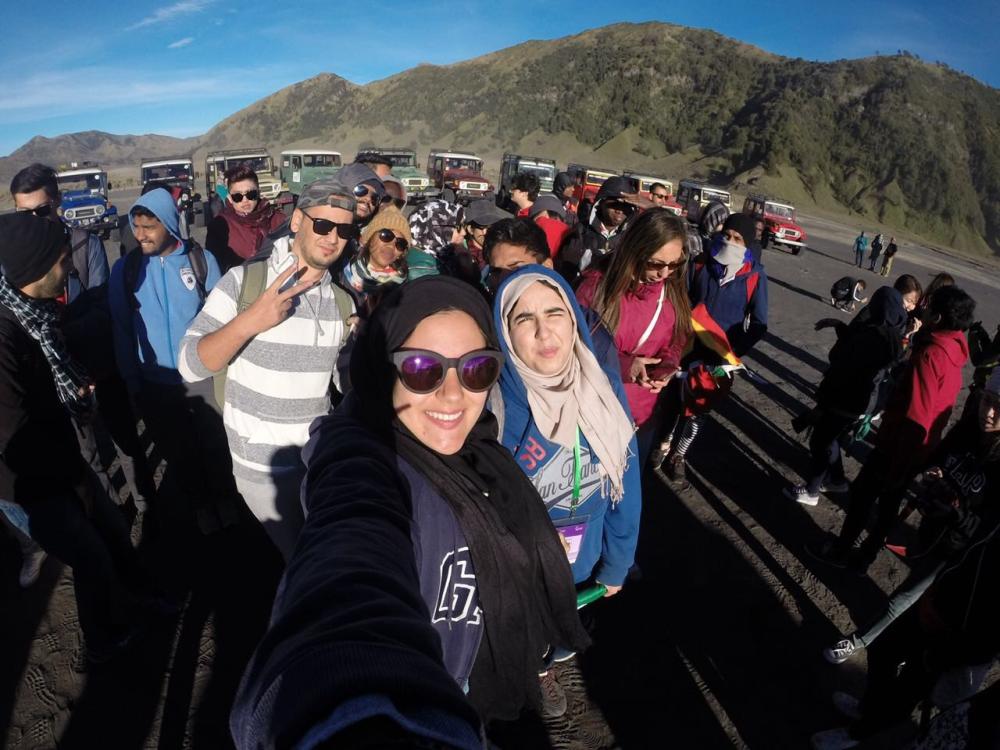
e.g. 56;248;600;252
0;275;94;420
343;254;405;295
496;269;634;502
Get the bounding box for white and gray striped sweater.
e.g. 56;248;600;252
179;236;353;482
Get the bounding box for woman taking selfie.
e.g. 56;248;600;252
299;275;588;723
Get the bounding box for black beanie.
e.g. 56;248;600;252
722;213;758;247
0;212;68;288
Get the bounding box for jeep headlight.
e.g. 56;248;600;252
64;209;75;219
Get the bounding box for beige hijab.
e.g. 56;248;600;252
499;273;635;501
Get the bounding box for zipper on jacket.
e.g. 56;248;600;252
160;257;176;369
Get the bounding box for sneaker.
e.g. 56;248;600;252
783;484;819;506
831;691;862;721
538;670;567;718
648;441;670;471
823;638;859;665
830;297;836;307
18;547;48;588
819;480;850;494
811;727;859;750
663;455;689;488
805;539;849;569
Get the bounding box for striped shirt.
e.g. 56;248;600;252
179;236;353;482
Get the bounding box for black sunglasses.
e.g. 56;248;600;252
300;210;361;240
353;184;386;204
391;348;504;394
376;228;408;252
230;190;260;203
18;202;55;218
646;256;686;272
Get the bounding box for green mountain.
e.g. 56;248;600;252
4;22;1000;256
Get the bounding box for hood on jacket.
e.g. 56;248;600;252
867;286;909;333
588;176;635;229
129;187;182;243
552;172;574;198
925;329;971;369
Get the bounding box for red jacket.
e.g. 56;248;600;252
576;270;686;425
207;202;287;271
879;329;969;476
535;216;571;259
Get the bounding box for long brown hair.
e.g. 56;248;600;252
592;208;692;342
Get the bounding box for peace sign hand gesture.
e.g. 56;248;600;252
242;261;317;336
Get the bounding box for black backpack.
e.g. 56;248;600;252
122;241;209;310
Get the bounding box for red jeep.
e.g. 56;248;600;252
743;194;808;255
427;150;493;204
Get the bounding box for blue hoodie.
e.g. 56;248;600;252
492;265;641;587
108;188;221;389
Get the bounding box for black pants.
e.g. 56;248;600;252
851;607;938;739
836;447;911;565
805;412;854;493
23;470;145;649
137;379;238;517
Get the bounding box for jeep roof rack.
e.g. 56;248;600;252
141;154;193;164
356;146;416;154
503;153;556;163
206;147;270;158
746;192;795;206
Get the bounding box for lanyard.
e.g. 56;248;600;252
570;427;582;516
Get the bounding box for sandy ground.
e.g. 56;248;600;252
2;205;999;749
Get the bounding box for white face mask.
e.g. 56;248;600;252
714;239;745;267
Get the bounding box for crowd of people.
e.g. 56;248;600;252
1;155;998;749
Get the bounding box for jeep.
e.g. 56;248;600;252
743;194;808;255
280;150;342;203
356;147;436;204
205;148;285;218
427;150;493;205
498;153;557;208
623;172;683;216
676;180;733;223
140;156;201;229
56;164;118;239
566;163;618;207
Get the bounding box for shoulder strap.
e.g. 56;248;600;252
123;248;142;310
635;283;666;351
329;281;355;329
71;229;91;289
187;241;209;301
745;271;759;305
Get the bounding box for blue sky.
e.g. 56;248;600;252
1;0;996;156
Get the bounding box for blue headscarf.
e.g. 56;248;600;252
128;187;182;243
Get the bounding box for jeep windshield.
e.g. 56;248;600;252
385;153;416;168
445;158;481;172
765;203;796;221
143;164;192;182
303;154;340;168
586;172;615;187
227;156;272;173
519;164;555;180
58;174;104;193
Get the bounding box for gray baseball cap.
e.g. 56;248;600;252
464;199;512;227
296;175;357;213
529;195;567;220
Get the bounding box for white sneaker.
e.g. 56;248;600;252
832;691;862;721
819;480;850;494
783;484;819;506
19;547;47;588
811;727;858;750
823;638;859;664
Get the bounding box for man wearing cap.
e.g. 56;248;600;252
336;162;386;227
108;187;239;534
0;212;155;662
179;176;358;561
461;199;512;267
557;175;639;284
381;174;408;210
529;195;572;258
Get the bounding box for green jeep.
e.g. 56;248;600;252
355;147;437;204
280;150;343;204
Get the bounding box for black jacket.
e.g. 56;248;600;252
816;320;904;416
0;305;86;502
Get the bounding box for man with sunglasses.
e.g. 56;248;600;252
206;164;287;272
179;176;359;561
557;176;640;285
336;162;387;228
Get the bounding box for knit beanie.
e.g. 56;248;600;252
0;212;68;288
721;213;758;247
361;205;413;247
987;367;1000;396
129;187;182;243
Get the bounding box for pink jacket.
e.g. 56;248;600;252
577;270;686;425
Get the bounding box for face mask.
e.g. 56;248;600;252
712;235;746;267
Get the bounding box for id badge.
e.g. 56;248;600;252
554;515;590;565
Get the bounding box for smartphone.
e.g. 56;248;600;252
647;363;677;381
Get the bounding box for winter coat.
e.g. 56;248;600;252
556;176;635;284
576;270;685;425
687;255;768;358
493;267;641;587
0;305;86;503
816;319;904;416
206;202;287;272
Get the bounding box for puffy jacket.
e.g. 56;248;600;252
556;176;635;284
108;242;221;390
206;202;287;272
576;269;686;425
687;255;768;358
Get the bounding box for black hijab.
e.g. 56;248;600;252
350;275;589;721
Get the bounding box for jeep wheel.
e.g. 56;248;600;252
793;245;804;256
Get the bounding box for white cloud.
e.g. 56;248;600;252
168;37;194;49
127;0;214;31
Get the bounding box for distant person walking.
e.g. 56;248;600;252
868;233;884;271
880;236;899;277
852;231;868;268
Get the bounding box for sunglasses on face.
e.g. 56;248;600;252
650;193;669;200
352;184;386;204
300;210;361;240
17;202;55;218
376;228;408;252
230;190;260;203
391;348;504;394
646;256;686;272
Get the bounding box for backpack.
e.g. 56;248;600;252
123;241;209;310
70;228;92;289
212;250;355;409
